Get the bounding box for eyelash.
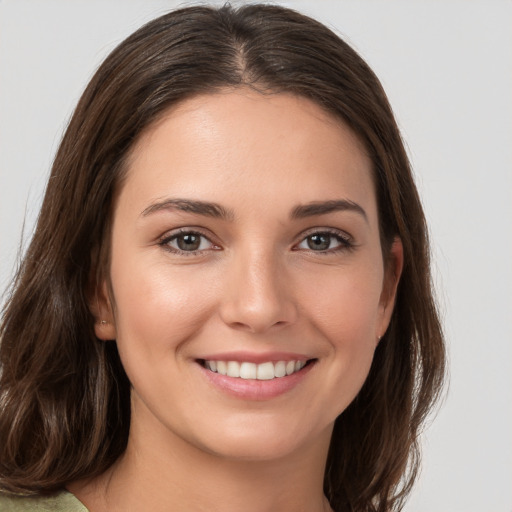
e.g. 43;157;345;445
294;228;354;255
158;228;354;256
158;229;218;256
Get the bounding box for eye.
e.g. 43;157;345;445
160;230;217;254
296;231;352;252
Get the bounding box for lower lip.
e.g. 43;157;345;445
197;361;315;401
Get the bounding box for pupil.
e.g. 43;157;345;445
177;234;200;251
308;234;330;251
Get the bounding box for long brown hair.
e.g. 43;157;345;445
0;4;445;511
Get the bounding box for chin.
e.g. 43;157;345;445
183;412;332;463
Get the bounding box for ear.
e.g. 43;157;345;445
376;237;403;342
89;279;117;341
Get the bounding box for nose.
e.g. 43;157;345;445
219;248;298;334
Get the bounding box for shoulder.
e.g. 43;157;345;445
0;490;88;512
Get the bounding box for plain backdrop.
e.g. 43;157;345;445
1;1;511;511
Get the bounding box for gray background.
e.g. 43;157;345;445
1;1;511;510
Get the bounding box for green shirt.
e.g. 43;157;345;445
0;490;87;511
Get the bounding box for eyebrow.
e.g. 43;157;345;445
141;197;367;223
141;198;234;220
290;199;368;222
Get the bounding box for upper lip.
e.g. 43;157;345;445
196;351;313;364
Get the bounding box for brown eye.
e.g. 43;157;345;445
306;234;331;251
161;231;215;253
296;230;352;253
176;233;202;251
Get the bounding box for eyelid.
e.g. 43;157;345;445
158;227;221;254
157;226;354;255
293;227;354;252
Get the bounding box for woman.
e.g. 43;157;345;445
0;4;445;511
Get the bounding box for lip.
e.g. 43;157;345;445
197;351;311;364
196;357;316;401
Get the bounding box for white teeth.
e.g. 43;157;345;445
216;361;227;376
226;361;240;378
257;362;275;380
274;361;286;378
240;362;257;379
204;359;309;380
285;360;296;375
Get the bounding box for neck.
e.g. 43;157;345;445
71;399;333;512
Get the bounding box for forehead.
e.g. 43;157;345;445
120;90;376;220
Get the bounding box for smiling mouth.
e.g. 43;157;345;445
199;359;316;380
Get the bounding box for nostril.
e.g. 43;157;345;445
218;279;298;334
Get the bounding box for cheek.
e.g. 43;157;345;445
297;263;382;403
110;256;219;356
301;262;383;342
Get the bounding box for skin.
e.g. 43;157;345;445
72;89;403;512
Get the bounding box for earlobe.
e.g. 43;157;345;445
89;280;117;341
94;317;117;341
377;237;404;340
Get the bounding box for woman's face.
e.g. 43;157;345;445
96;90;402;461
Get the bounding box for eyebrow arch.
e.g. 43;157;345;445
141;198;234;220
290;199;368;222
